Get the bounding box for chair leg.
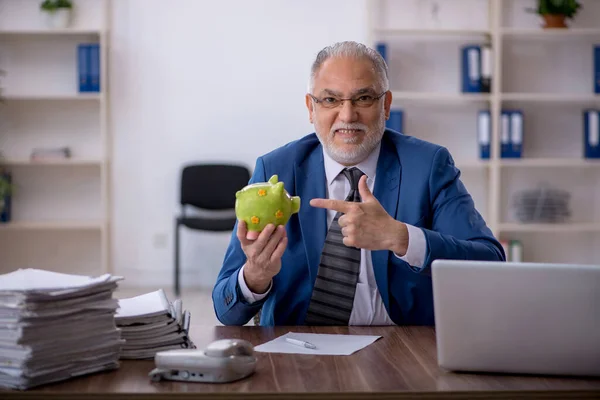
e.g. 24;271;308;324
174;219;181;297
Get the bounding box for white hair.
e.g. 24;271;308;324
308;41;389;93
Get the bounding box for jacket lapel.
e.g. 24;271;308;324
372;135;401;311
295;147;327;284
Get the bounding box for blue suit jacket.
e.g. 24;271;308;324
212;130;505;326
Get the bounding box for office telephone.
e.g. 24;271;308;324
149;339;257;383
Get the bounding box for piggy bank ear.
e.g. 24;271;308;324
235;190;241;199
268;175;278;185
273;182;284;195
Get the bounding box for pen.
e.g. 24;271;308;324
285;338;317;349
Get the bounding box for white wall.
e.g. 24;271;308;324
108;0;600;289
109;0;369;288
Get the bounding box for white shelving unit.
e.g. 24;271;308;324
501;27;600;37
0;0;111;275
0;220;104;231
0;159;103;166
368;0;600;264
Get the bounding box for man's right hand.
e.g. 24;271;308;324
237;220;288;294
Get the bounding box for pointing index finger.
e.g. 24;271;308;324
310;198;353;213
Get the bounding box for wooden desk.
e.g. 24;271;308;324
4;326;600;399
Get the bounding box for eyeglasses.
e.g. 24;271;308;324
308;91;387;109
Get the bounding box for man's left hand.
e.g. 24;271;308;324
310;175;409;255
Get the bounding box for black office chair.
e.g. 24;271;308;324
174;163;251;296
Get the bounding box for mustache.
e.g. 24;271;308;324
330;123;368;135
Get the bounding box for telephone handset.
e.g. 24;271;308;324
149;339;257;383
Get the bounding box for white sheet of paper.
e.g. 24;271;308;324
254;331;381;355
0;269;112;292
115;289;171;319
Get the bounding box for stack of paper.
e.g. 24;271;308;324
0;268;124;390
115;289;195;359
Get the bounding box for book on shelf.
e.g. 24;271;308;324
477;110;491;159
480;44;492;93
510;110;523;158
500;109;523;158
461;44;492;94
77;43;101;93
594;45;599;94
509;240;523;262
500;111;510;158
0;168;12;223
583;109;600;159
386;109;403;133
500;240;523;262
376;42;387;64
30;146;72;161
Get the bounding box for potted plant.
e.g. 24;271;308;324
527;0;582;28
0;170;13;223
40;0;74;29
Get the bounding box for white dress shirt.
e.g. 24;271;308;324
238;143;427;325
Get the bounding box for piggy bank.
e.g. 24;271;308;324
235;175;300;232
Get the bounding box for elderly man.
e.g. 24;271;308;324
212;41;504;326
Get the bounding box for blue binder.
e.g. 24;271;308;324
0;170;12;223
500;110;511;158
376;42;387;64
583;109;600;158
461;45;481;93
88;43;101;92
510;110;523;158
77;44;90;92
477;110;491;159
386;109;403;133
480;45;492;93
594;45;600;94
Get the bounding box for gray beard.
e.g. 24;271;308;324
316;115;386;165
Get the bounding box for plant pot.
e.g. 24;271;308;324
542;14;568;29
44;8;73;29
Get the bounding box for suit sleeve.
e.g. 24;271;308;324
400;147;505;274
212;157;269;325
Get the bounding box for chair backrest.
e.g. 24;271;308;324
180;164;251;210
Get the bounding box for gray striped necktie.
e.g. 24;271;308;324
305;167;364;325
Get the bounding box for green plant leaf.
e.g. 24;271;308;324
0;176;14;198
526;0;582;19
40;0;73;11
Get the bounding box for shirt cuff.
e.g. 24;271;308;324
394;224;426;268
237;264;272;304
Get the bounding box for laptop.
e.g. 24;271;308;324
431;259;600;377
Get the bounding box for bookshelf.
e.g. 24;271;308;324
3;93;103;100
0;28;102;36
0;220;104;230
499;222;600;233
0;158;103;166
501;27;600;37
390;91;491;103
0;0;111;276
368;0;600;265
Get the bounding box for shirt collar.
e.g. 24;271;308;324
323;142;381;186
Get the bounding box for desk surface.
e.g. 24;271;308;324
5;326;600;399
